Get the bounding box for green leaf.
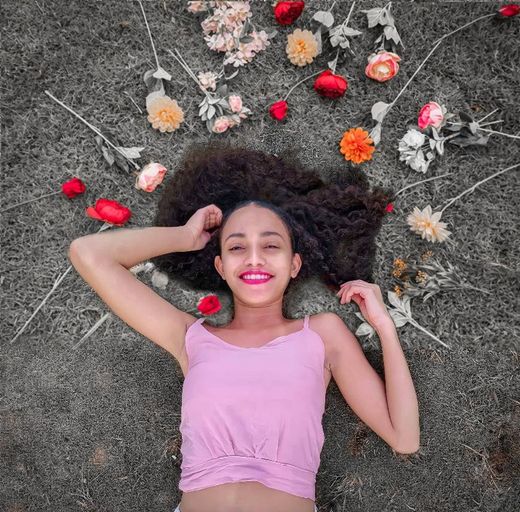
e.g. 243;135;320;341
384;25;401;46
313;11;334;28
207;105;216;119
469;121;479;135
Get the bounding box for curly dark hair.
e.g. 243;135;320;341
151;141;395;303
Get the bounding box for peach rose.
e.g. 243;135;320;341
135;162;167;193
418;101;444;130
228;95;243;113
212;116;231;133
365;51;401;82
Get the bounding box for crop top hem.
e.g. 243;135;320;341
179;454;316;500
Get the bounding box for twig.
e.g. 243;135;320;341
138;0;161;73
283;70;324;101
44;90;140;170
0;190;61;213
431;13;496;46
9;223;113;345
440;163;520;214
395;172;453;197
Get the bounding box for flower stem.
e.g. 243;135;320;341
283;70;324;101
431;13;496;47
167;48;211;98
407;316;450;348
373;12;497;146
446;122;520;140
138;0;161;73
395;172;453;197
439;163;520;214
44;90;140;170
0;190;61;213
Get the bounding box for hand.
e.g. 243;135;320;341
336;279;393;330
184;204;223;251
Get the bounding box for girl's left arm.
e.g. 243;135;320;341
375;319;420;452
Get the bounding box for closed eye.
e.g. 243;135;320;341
230;245;279;251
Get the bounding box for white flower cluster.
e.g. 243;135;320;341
398;128;435;174
187;1;270;67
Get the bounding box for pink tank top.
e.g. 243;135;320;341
179;314;326;501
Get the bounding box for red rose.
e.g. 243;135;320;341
385;203;394;213
85;198;132;225
274;1;305;25
269;100;289;121
498;4;520;16
62;177;86;199
197;294;222;315
313;70;348;99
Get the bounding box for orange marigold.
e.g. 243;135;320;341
339;127;375;164
147;94;184;133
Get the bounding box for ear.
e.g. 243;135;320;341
291;252;302;278
214;254;225;280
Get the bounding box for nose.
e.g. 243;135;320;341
244;246;266;266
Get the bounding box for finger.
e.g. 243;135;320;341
345;286;369;303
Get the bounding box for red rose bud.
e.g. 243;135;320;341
269;100;289;121
85;198;132;226
274;1;305;25
197;294;222;315
385;203;394;213
313;70;348;99
62;177;86;199
498;4;520;16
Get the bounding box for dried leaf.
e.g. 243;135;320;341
115;146;145;159
313;10;335;28
152;67;172;81
371;101;391;123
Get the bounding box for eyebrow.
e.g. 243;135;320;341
224;231;284;243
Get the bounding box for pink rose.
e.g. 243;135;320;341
212;116;231;133
135;162;167;192
228;95;243;113
418;102;444;130
365;51;401;82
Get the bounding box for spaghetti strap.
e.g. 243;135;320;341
303;314;309;328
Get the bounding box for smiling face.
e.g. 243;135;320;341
214;204;302;306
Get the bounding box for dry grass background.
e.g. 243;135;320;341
1;1;519;511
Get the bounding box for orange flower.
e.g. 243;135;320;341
147;94;184;133
339;127;375;164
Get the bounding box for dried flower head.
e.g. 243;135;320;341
147;95;184;132
407;205;451;243
286;28;319;66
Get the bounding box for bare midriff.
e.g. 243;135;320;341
179;481;316;512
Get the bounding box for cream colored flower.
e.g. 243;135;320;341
286;29;318;66
407;205;451;243
146;95;184;133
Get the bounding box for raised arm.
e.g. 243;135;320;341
68;225;197;360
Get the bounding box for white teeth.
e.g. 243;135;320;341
241;274;271;280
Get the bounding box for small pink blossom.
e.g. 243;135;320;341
135;162;167;192
228;95;243;113
212;116;231;133
418;101;445;130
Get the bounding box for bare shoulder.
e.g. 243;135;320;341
308;312;356;370
308;312;345;370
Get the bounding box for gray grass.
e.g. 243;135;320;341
1;1;519;511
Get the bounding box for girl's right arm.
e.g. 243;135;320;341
68;225;197;361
